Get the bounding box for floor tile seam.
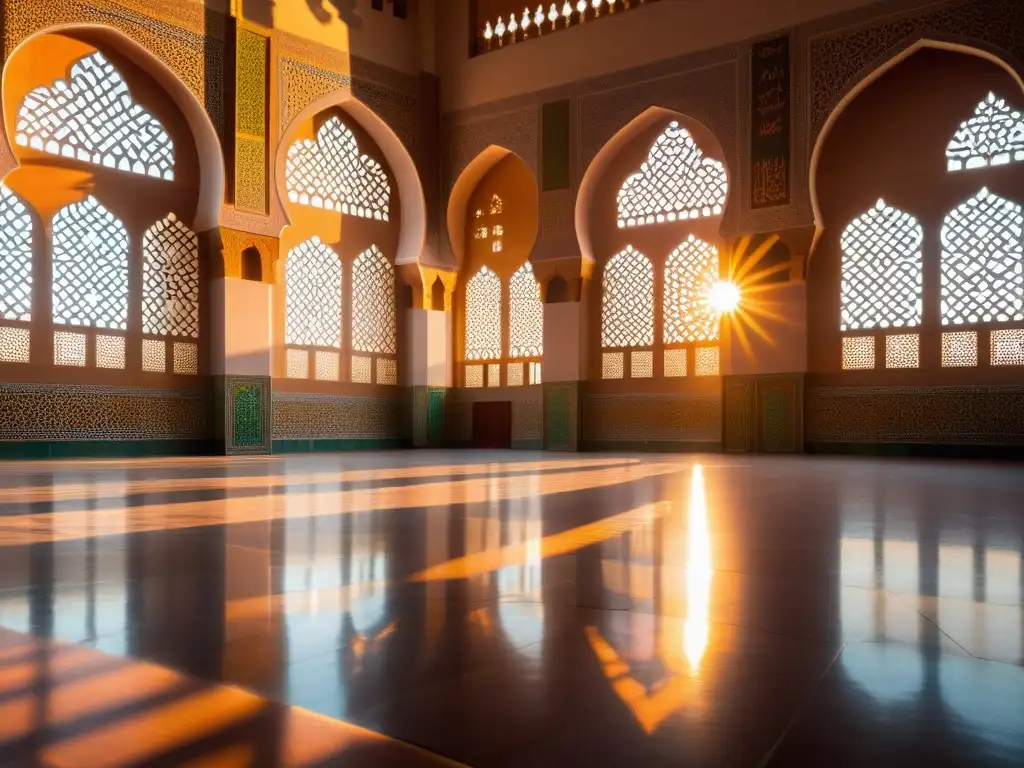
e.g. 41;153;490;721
885;588;974;658
751;641;848;768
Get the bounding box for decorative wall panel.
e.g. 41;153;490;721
724;377;755;452
805;384;1024;445
512;399;542;443
582;393;722;444
0;382;207;441
223;375;271;454
544;382;578;451
272;393;404;440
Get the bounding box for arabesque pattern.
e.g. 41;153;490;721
465;266;502;361
509;262;543;358
351;245;396;355
602;246;653;348
664;235;719;344
142;214;199;338
0;186;33;322
947;92;1024;172
285;237;342;348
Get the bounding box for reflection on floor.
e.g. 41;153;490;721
0;450;1022;766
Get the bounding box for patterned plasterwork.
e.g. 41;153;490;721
581;393;722;443
218;227;279;283
443;107;540;191
272;393;404;439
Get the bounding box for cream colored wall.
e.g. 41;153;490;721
437;0;882;112
543;303;584;382
210;278;273;377
406;308;449;387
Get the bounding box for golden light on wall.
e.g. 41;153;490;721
720;233;795;357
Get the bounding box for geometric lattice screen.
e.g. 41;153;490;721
664;235;719;343
15;52;174;180
839;200;923;331
617;121;726;228
602;245;654;348
465;266;502;361
940;189;1023;325
0;186;33;322
142;214;199;337
285;237;342;348
509;261;542;358
351;245;396;354
285;117;390;221
947;92;1024;172
51;196;129;330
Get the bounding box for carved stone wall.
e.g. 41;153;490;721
272;393;406;440
806;385;1024;445
581;392;722;445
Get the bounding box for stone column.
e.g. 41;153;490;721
405;265;455;447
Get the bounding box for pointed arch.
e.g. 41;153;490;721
941;188;1023;325
465;266;502;361
142;214;199;338
808;40;1024;257
576;106;731;266
840;200;924;332
277;92;425;266
2;25;225;231
284;236;342;348
601;246;654;349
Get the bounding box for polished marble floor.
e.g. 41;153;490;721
0;450;1021;767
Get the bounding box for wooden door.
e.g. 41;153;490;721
472;401;512;449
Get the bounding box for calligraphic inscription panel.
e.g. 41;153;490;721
750;35;791;209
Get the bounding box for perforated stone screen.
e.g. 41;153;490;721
940;189;1023;326
509;262;543;358
664;235;719;344
285;117;390;220
947;92;1024;172
285;237;342;348
840;200;923;332
16;52;174;180
351;245;396;355
52;197;129;331
0;187;33;322
602;246;653;349
142;214;199;338
465;266;502;361
617;122;726;228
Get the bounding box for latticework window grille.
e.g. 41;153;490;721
377;357;397;385
885;333;919;369
351;355;372;383
528;361;542;385
142;338;165;372
602;246;653;348
991;329;1024;366
285;237;342;348
947;93;1024;172
465;266;502;361
54;331;86;366
942;331;978;367
489;195;503;215
694;347;719;377
351;245;396;354
842;336;875;370
286;348;308;378
0;186;33;322
465;364;483;388
173;342;198;375
15;52;174;180
509;262;543;358
840;200;923;331
315;350;339;381
487;363;501;387
507;362;524;386
0;327;29;363
664;235;720;343
602;351;624;380
52;197;129;330
631;350;653;378
664;348;687;377
474;226;488;239
617;122;727;228
142;214;199;338
95;334;125;369
940;189;1024;325
285;117;390;221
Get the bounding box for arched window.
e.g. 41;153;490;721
142;214;200;375
946;92;1024;172
285;116;390;220
473;195;504;253
663;236;720;377
601;246;653;379
285;236;343;380
0;186;34;364
509;261;543;386
464;266;502;387
616;122;727;228
838;201;923;370
16;52;174;180
351;245;397;385
941;188;1023;326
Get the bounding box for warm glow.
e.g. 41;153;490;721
684;465;712;671
706;280;741;314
